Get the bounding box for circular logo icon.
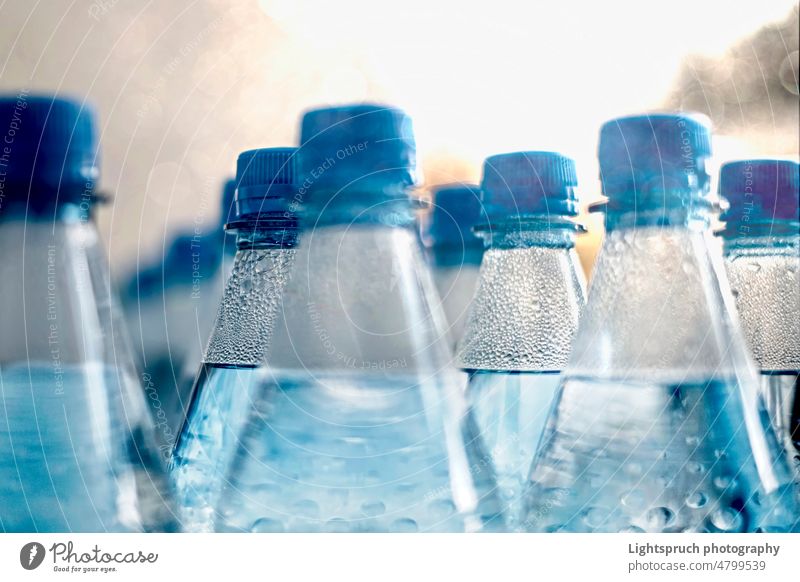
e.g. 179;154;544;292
20;542;46;570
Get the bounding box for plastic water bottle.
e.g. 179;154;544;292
522;114;798;533
421;184;485;344
719;160;800;477
215;104;502;533
0;94;177;532
122;179;235;451
457;152;586;529
171;148;300;532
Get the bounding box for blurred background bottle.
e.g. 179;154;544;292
121;178;236;454
420;183;484;344
457;152;586;530
171;147;300;531
719;159;800;478
523;113;797;533
215;104;503;533
0;94;177;532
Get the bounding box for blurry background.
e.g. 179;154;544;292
0;0;797;277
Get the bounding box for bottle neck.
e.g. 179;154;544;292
600;205;712;232
299;185;416;228
203;234;299;367
229;215;299;250
720;216;800;245
475;217;580;250
723;232;800;257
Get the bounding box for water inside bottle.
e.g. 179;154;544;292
215;370;502;532
171;363;263;531
523;375;798;532
0;363;167;532
467;370;559;529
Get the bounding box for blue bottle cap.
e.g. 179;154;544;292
719;159;800;236
480;151;579;221
423;183;484;248
298;104;417;203
598;113;712;211
234;147;298;220
0;94;98;210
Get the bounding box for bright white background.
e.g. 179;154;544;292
0;0;796;276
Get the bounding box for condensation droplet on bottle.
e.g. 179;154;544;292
685;491;707;509
709;507;744;532
645;507;675;530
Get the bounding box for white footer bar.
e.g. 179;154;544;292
1;533;796;581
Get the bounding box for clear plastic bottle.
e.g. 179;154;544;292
719;160;800;478
457;152;586;529
523;114;798;533
171;148;300;532
215;104;502;533
0;94;177;532
421;184;485;344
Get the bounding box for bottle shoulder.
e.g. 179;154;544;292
568;227;754;379
265;225;455;374
457;245;586;371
